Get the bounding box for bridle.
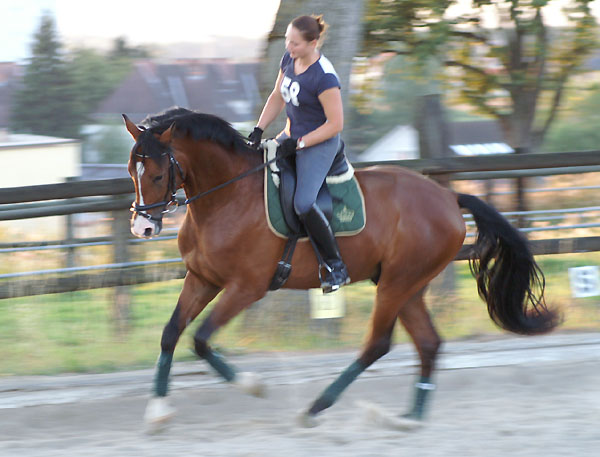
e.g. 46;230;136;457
131;139;296;223
132;148;185;223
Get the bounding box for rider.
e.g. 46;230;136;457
248;14;349;293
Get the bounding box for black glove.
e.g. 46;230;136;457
278;138;297;157
248;126;263;148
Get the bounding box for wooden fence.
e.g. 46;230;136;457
1;150;600;299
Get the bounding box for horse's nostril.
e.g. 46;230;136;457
144;227;153;237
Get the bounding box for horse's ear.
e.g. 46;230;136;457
122;114;142;140
159;123;175;144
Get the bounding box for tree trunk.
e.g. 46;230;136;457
415;94;455;295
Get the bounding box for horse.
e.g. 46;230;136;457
123;107;559;428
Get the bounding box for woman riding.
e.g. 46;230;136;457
248;14;349;293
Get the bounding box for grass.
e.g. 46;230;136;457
1;252;599;376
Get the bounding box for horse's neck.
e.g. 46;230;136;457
182;141;259;210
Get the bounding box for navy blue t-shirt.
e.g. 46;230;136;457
279;51;341;139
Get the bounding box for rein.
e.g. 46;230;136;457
132;142;293;221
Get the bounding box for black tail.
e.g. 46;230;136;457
457;193;561;335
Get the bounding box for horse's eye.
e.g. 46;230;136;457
153;175;164;183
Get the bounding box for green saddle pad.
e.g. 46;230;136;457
263;148;366;239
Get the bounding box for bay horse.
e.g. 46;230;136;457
123;107;559;428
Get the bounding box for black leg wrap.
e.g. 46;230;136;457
154;305;180;397
403;376;436;420
193;315;236;382
308;360;366;416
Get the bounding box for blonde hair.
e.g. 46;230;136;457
291;14;329;47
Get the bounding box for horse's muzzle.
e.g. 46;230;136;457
131;213;162;238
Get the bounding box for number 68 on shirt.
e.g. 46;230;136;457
281;76;300;106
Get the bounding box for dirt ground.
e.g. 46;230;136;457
0;332;599;457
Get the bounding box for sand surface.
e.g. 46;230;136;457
0;332;599;456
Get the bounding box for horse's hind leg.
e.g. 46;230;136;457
145;273;221;426
397;287;441;420
301;283;404;424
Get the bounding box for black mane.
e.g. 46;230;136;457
135;107;252;158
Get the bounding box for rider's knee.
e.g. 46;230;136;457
294;199;316;218
294;199;314;219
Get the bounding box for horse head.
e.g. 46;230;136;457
123;114;184;238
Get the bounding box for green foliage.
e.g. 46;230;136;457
109;36;151;59
346;54;441;156
362;0;600;149
541;84;600;152
82;122;134;164
10;12;81;139
10;14;141;140
69;48;133;123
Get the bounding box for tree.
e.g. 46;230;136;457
345;53;439;156
362;0;599;151
11;15;145;140
109;36;150;59
542;83;600;152
69;47;133;121
10;12;81;138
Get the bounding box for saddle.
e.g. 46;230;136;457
263;139;357;291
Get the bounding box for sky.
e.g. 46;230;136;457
0;0;281;62
2;0;600;63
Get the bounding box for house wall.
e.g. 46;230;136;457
0;141;81;188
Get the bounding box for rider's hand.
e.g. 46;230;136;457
248;127;263;149
278;138;297;156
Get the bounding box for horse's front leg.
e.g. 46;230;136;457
145;272;221;427
193;283;267;397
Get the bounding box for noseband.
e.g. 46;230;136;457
132;149;185;223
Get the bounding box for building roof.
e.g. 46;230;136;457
94;59;260;124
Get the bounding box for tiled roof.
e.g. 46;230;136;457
94;60;260;124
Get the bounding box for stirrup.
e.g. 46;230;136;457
318;263;350;294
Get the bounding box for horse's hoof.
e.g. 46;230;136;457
389;414;423;431
358;401;423;431
234;372;266;398
144;397;176;429
297;411;320;428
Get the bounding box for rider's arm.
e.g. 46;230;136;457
256;70;286;131
297;87;343;149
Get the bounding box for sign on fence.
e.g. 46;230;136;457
309;288;346;319
568;266;600;298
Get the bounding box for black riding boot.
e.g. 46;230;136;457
299;203;350;293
